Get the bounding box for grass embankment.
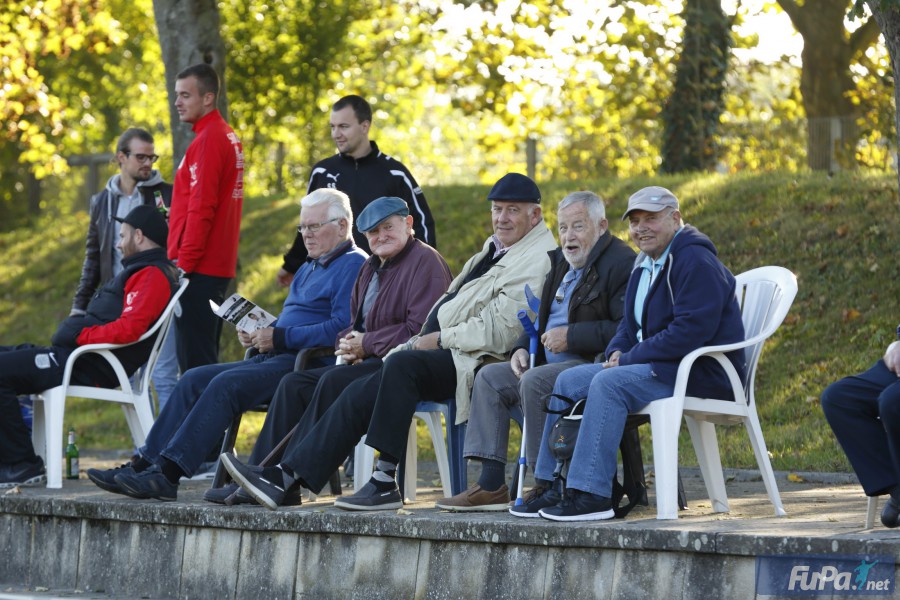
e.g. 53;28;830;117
1;171;897;472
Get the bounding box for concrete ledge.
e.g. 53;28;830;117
2;473;900;599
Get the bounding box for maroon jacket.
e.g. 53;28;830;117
338;237;451;358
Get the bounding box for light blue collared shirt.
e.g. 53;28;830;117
634;228;682;342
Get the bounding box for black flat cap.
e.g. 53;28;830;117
487;173;541;204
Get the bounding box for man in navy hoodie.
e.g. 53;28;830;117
511;186;746;522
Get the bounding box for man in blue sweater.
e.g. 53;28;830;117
87;189;367;501
511;186;746;522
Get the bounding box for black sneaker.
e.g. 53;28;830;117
220;453;285;511
0;457;46;488
203;482;244;505
114;468;178;501
509;484;561;518
87;463;137;495
538;489;614;522
333;479;402;511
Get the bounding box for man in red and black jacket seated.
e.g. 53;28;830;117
0;205;178;488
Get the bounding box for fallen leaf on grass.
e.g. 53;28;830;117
805;396;819;405
787;473;804;483
842;308;861;322
835;225;849;237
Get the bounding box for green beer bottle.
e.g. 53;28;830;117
65;428;79;480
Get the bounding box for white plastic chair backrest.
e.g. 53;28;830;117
128;277;189;395
733;266;798;397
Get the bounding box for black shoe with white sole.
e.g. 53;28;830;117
220;453;286;511
333;480;402;511
509;484;561;518
538;489;614;522
0;457;46;488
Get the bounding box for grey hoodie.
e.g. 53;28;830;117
70;170;173;314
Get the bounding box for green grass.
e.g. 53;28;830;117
4;171;898;471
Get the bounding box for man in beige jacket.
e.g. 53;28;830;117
221;173;557;510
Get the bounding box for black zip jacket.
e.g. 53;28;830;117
281;141;436;273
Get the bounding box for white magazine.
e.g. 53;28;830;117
209;294;277;333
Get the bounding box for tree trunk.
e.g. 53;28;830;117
865;1;900;197
152;0;230;176
661;0;731;173
778;0;882;170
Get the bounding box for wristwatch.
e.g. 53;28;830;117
437;333;443;349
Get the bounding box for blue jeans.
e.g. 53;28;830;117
150;325;179;414
140;352;297;476
534;363;673;497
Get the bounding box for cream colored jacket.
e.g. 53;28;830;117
394;222;556;423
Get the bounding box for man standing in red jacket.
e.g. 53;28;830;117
168;63;244;373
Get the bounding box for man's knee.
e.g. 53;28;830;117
820;377;858;418
878;382;900;423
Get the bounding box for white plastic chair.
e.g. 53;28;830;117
354;408;453;501
32;278;189;488
636;266;798;519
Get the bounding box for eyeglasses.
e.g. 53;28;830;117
298;218;340;234
124;151;160;164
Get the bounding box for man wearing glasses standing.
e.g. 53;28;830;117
70;128;178;410
168;63;244;373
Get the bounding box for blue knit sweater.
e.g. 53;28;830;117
272;240;367;352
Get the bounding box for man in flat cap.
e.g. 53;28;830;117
0;205;178;487
87;189;367;501
203;196;451;505
221;173;557;510
511;186;746;521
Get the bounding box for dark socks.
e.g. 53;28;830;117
160;459;186;485
132;455;152;472
476;459;506;492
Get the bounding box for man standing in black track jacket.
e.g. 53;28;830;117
275;94;436;287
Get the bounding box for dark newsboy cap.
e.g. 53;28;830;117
487;173;541;204
357;196;410;232
115;204;168;247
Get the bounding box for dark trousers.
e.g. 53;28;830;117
0;344;77;463
248;358;383;465
282;349;456;492
175;273;230;373
141;352;297;476
364;349;457;459
283;368;383;492
821;360;900;496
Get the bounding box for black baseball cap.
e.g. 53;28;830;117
115;204;168;247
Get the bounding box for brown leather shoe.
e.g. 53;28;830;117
436;484;510;512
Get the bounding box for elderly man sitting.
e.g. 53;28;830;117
87;188;366;501
512;186;746;522
0;205;178;488
220;172;557;510
204;196;452;505
437;191;635;511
